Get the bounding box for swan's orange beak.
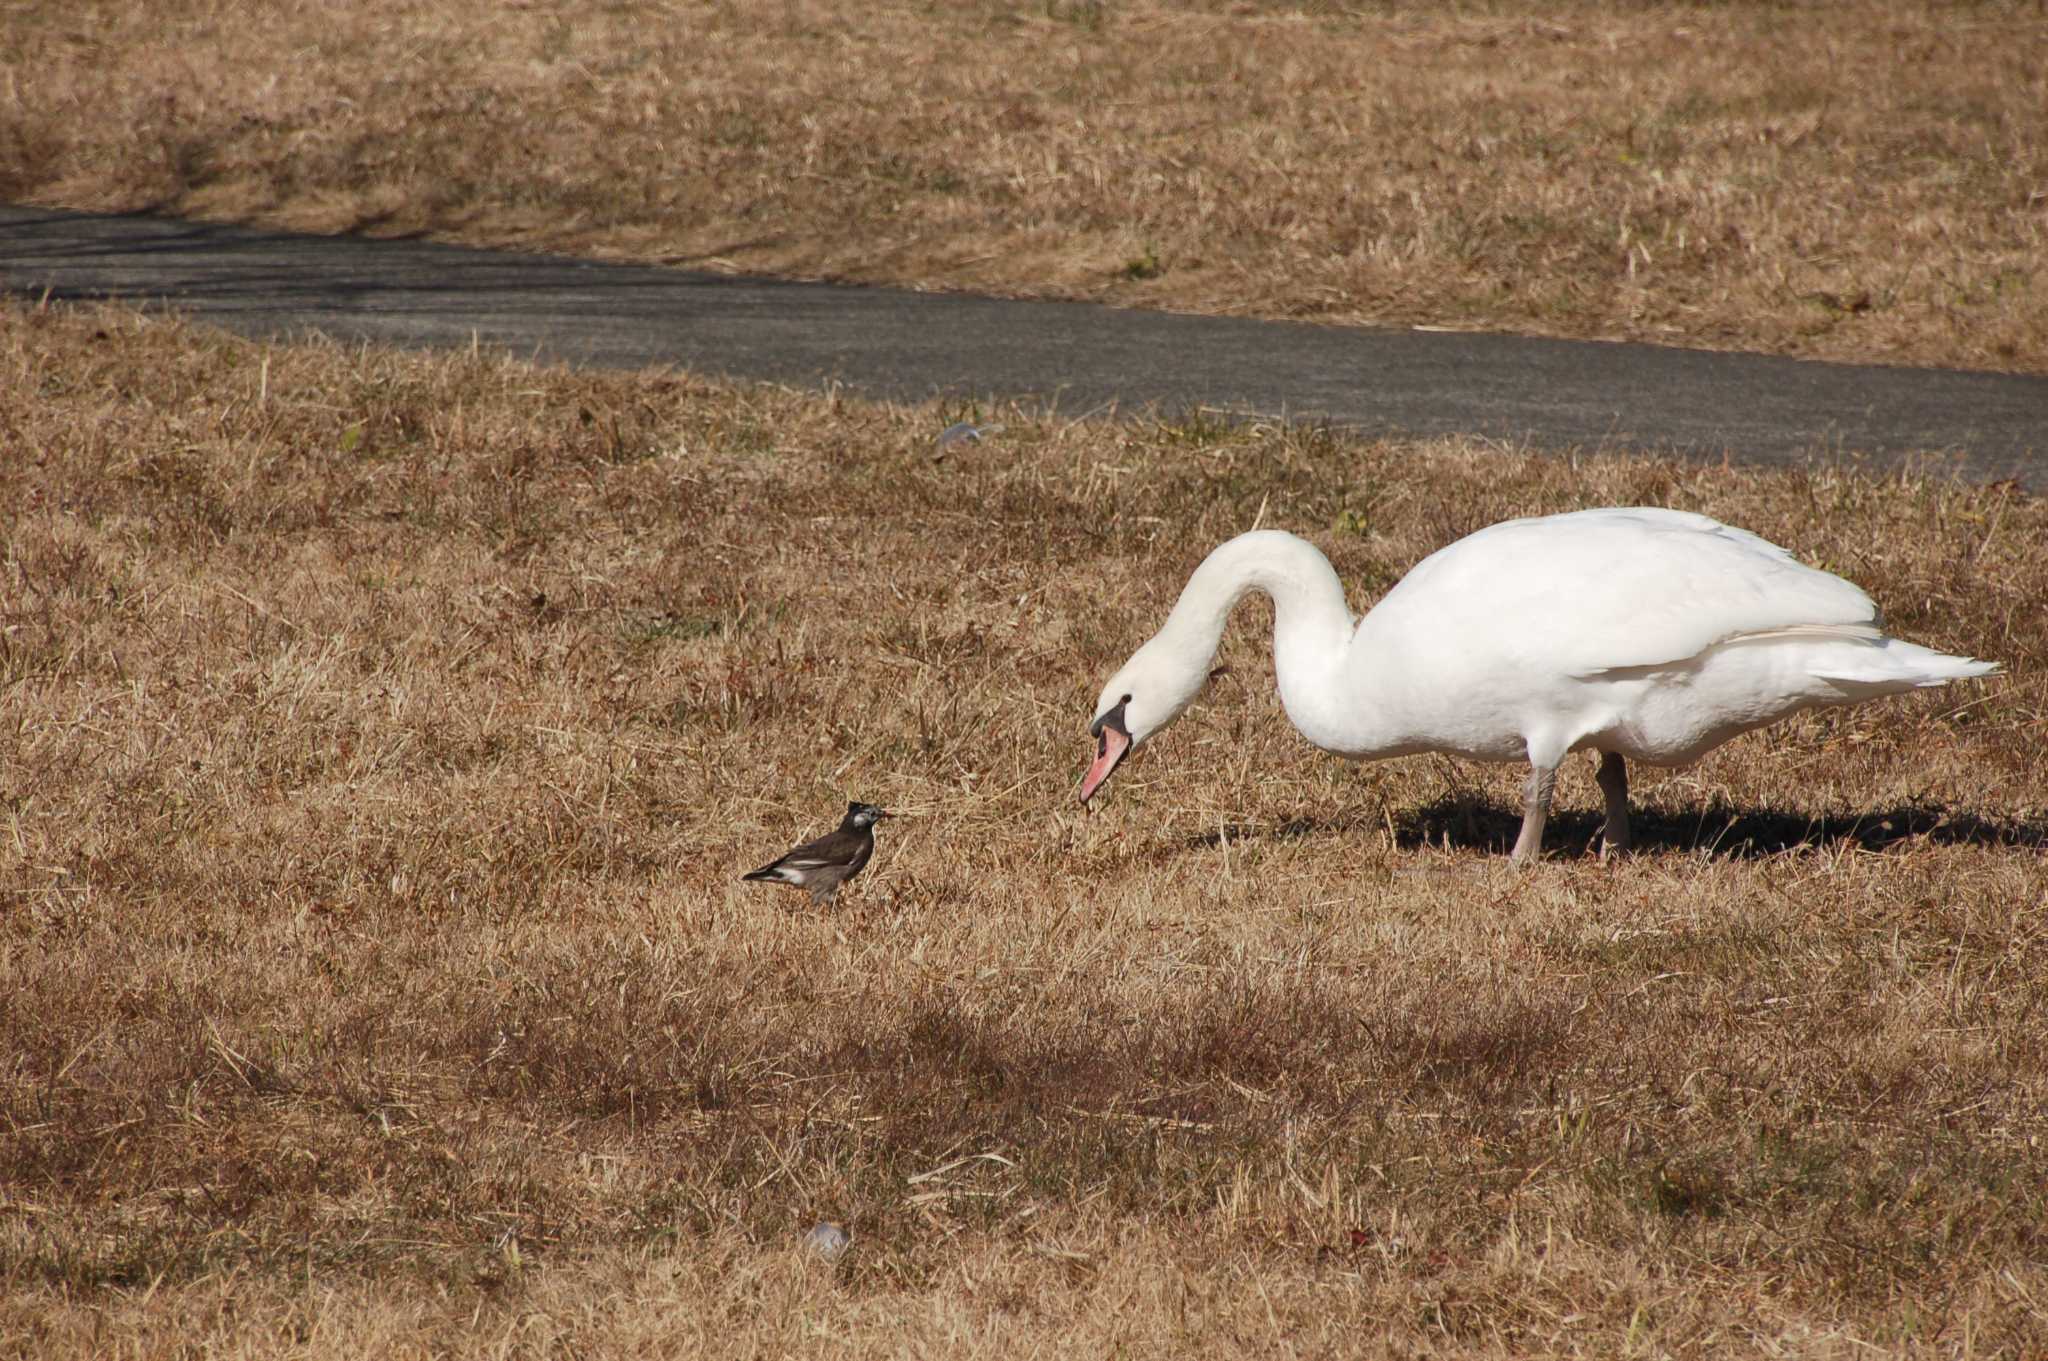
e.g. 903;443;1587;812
1078;725;1129;803
1078;707;1132;804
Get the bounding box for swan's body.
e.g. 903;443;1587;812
1079;508;1997;863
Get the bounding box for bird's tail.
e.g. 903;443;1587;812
1814;639;1999;692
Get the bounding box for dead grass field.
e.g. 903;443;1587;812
2;298;2044;1355
3;0;2046;373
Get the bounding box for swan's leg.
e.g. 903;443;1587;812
1510;763;1558;865
1596;752;1631;858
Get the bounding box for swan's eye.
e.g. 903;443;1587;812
1091;696;1134;741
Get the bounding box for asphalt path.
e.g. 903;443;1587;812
5;204;2043;489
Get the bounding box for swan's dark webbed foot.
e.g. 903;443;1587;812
1596;751;1631;858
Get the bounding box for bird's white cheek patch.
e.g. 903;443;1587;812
1078;726;1132;804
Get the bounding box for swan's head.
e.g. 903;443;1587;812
1077;636;1211;804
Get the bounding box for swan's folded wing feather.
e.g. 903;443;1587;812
1567;522;1879;674
1385;508;1880;676
1583;622;1887;679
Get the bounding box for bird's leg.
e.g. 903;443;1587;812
1510;763;1557;866
1596;752;1631;858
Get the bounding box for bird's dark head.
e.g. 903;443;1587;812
845;802;890;830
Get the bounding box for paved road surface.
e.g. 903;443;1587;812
4;205;2042;489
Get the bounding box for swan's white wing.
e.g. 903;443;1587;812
1384;508;1879;675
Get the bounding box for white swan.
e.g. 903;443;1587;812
1078;507;1997;864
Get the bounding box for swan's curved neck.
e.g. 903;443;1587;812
1159;531;1370;751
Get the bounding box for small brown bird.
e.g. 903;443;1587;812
741;802;889;905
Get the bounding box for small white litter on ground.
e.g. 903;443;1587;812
803;1221;851;1263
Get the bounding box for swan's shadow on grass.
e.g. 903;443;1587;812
1399;796;2045;859
1181;801;2045;859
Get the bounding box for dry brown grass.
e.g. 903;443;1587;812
2;298;2045;1355
4;0;2046;373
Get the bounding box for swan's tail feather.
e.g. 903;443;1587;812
1812;639;2000;691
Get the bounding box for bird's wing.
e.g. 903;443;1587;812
745;833;823;880
1385;508;1878;676
769;830;866;872
769;849;841;872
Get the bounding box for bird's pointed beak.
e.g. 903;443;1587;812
1078;717;1131;805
